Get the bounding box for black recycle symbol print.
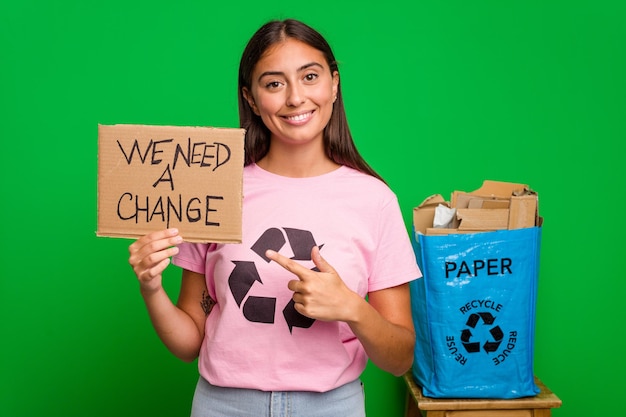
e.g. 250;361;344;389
461;312;504;353
228;227;324;333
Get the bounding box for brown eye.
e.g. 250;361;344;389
266;81;282;89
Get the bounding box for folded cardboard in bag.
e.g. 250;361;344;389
413;180;540;236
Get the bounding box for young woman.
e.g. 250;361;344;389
129;19;421;417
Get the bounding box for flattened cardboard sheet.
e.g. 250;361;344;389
97;124;245;243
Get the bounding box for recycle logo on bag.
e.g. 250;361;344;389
461;312;503;353
227;227;322;333
446;302;520;367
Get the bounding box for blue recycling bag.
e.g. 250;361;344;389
410;227;541;398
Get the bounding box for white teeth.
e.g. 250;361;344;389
286;112;311;121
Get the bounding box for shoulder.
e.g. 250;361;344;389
336;166;398;201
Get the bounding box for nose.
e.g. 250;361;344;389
286;83;305;107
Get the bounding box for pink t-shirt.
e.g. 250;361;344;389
172;164;421;392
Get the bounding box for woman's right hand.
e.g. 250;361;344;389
128;228;183;295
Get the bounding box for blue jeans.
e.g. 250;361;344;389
190;377;366;417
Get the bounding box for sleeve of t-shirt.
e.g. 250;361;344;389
368;194;422;292
171;242;211;274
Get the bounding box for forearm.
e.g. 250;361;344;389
141;287;204;362
347;296;415;376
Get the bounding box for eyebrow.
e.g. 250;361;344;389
257;62;325;82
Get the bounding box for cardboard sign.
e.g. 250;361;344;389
97;124;245;243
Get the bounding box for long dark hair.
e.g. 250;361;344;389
238;19;383;181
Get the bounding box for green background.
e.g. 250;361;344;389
1;1;624;416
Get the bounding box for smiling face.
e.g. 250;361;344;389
243;38;339;149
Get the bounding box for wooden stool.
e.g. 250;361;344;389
403;373;562;417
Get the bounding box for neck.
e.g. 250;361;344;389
257;141;340;178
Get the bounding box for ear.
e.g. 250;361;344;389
332;71;339;102
242;87;260;115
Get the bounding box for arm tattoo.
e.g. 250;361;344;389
200;290;216;316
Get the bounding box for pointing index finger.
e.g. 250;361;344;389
265;249;307;278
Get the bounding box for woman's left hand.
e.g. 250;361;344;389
267;246;415;376
265;246;361;323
